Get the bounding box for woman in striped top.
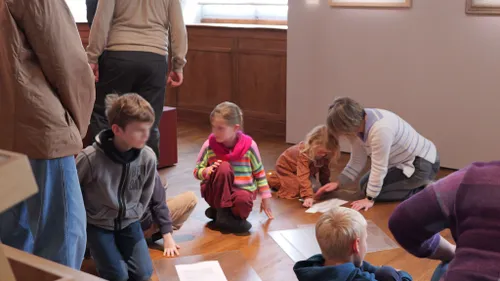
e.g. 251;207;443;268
316;97;440;211
194;102;274;234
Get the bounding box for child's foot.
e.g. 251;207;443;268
205;207;217;220
215;208;252;234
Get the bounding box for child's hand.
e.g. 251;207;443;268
260;197;274;219
204;160;222;179
302;198;314;208
163;233;180;257
314;182;339;199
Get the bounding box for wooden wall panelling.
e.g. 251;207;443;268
76;23;287;137
172;25;287;138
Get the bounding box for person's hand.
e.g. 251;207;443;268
90;63;99;82
260;197;274;219
351;198;374;212
314;182;339;199
163;233;180;257
204;160;222;179
167;72;183;87
302;197;314;208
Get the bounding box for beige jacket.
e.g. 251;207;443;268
0;0;96;159
87;0;187;72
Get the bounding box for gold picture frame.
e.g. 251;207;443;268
329;0;411;8
466;0;500;15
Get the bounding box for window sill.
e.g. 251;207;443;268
188;20;287;30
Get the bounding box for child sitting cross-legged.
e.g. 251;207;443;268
294;207;412;281
77;93;158;281
194;101;274;234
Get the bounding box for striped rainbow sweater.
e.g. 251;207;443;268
194;139;272;199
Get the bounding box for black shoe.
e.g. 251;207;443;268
205;207;217;220
214;208;252;234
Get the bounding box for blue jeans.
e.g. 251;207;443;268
87;221;153;281
0;156;87;269
431;263;448;281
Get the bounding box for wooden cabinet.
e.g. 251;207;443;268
76;23;287;137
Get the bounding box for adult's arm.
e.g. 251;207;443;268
388;170;466;261
86;0;115;64
337;138;368;185
9;0;95;137
364;125;393;198
168;0;188;73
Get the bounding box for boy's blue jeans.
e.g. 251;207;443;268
87;221;153;281
0;156;87;269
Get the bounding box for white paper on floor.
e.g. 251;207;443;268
270;220;399;262
305;198;348;213
175;260;228;281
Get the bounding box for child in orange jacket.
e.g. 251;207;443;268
269;125;338;208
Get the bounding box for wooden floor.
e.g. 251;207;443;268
82;120;455;281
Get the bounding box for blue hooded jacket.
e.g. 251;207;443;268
293;255;412;281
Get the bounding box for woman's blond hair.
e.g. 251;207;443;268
210;101;244;128
327;97;365;138
301;125;339;167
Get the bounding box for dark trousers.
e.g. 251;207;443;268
86;0;98;28
201;161;255;220
360;156;440;202
87;222;153;281
89;51;168;159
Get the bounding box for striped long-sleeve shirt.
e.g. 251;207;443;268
339;108;437;198
194;139;272;198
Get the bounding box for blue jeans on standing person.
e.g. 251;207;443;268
87;221;153;281
0;156;87;269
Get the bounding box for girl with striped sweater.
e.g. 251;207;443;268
194;102;274;234
317;97;440;211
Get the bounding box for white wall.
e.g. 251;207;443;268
286;0;500;169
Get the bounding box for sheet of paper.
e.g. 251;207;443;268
306;198;348;213
176;261;228;281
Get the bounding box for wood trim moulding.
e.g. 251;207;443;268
466;0;500;15
329;0;411;8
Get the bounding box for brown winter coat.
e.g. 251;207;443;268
0;0;95;159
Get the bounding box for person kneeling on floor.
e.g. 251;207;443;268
77;93;158;281
141;174;197;257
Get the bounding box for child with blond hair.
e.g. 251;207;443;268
194;101;274;234
294;207;412;281
269;125;339;208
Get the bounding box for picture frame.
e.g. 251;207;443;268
328;0;411;8
466;0;500;15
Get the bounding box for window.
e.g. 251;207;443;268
66;0;87;23
198;0;288;25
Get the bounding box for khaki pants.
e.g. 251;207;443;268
143;191;198;237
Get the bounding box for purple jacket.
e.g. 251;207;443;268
389;161;500;281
